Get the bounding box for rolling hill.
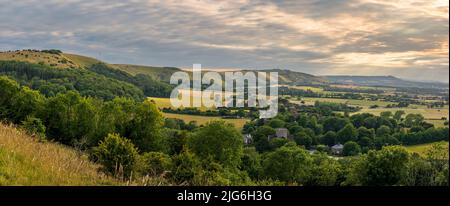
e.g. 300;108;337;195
324;75;449;89
2;50;446;90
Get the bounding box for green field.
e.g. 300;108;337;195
149;97;248;130
404;142;449;157
355;108;449;121
162;113;248;130
298;97;395;108
288;86;324;93
148;97;217;111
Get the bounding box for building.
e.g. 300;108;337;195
268;128;290;141
243;134;253;145
331;144;344;155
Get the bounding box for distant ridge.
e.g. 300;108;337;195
324;75;449;89
2;50;447;89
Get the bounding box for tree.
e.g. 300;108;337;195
357;126;375;140
353;146;409;186
128;100;165;152
93;133;139;177
240;147;263;180
252;126;275;152
380;111;392;119
343;141;361;156
376;125;391;137
170;150;202;185
10;86;45;123
0;76;20;119
323;117;350;132
337;124;358;144
269;138;290;150
187;121;243;168
43;91;96;145
294;132;313;148
268;119;285;128
393;110;405;121
262;145;313;184
305;153;342;186
404;114;425;127
321;131;337;146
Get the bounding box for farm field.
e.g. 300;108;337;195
296;97;396;108
148;97;248;130
355;108;449;121
404;142;449;157
288;86;324;93
162;113;248;130
148;97;216;111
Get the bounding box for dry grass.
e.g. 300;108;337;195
0;123;121;185
0;51;80;69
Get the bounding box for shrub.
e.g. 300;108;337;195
21;116;46;141
93;133;139;178
138;152;172;176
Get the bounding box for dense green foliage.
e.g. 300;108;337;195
93;133;139;177
0;61;144;101
0;75;448;186
0;61;174;101
244;99;449;155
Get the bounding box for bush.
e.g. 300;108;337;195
93;133;139;178
21;116;46;140
343;141;361;156
138;152;172;176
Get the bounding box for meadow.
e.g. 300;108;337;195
162;113;248;130
148;97;249;130
296;97;395;108
404;141;449;156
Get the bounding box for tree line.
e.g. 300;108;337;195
0;75;448;186
0;61;173;101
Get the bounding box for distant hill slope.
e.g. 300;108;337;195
0;50;81;69
242;69;328;85
113;64;182;82
324;75;449;89
0;50;108;69
0;123;119;186
64;53;104;68
113;65;328;85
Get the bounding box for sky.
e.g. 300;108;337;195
0;0;448;82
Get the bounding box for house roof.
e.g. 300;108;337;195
331;144;344;149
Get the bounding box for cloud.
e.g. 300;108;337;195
0;0;448;82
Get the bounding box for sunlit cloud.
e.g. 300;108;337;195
0;0;448;82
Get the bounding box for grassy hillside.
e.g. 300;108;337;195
247;69;327;85
1;50;109;70
0;50;80;69
0;123;120;185
114;64;181;82
1;50;329;86
64;53;104;68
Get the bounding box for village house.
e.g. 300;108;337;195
243;134;253;145
268;128;290;141
331;144;344;155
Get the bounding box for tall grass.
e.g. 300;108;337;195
0;123;120;185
